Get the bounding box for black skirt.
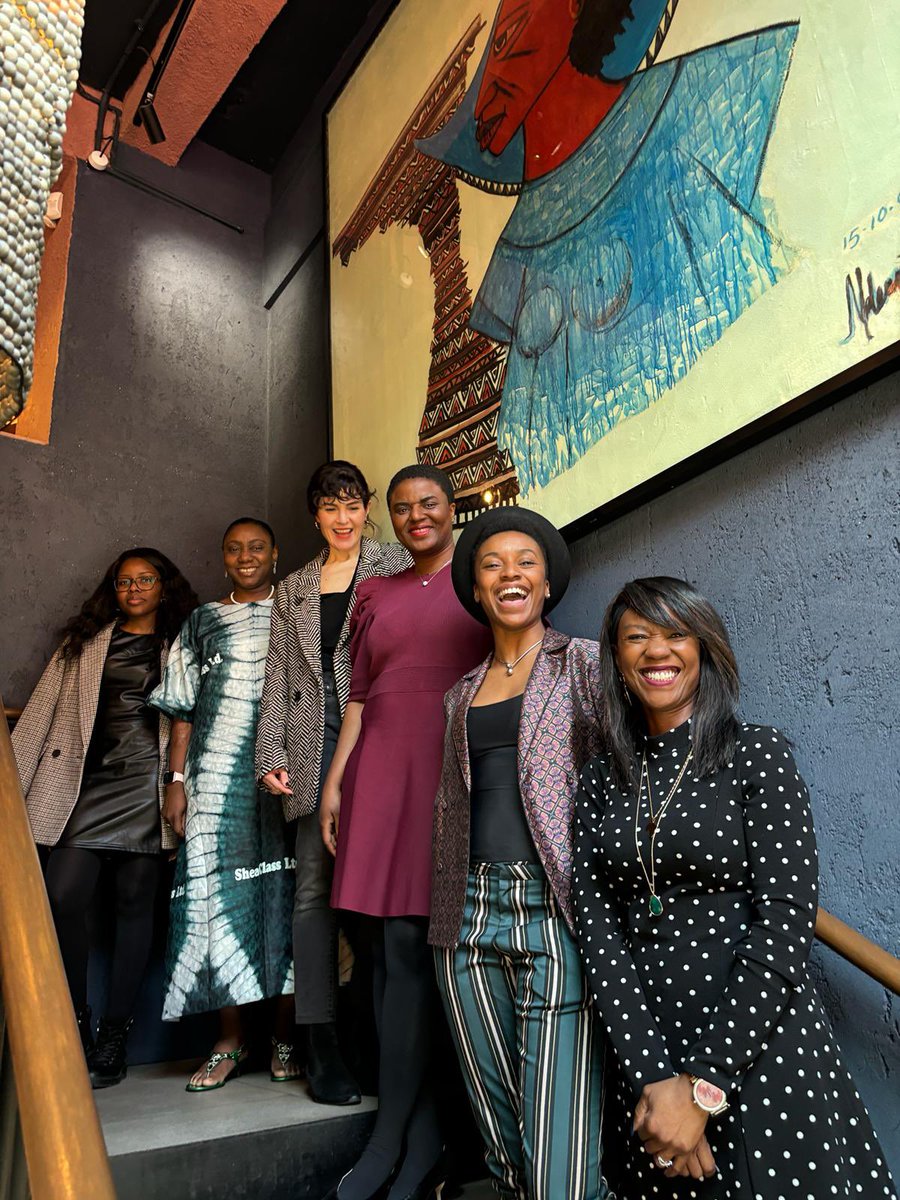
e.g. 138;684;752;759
61;629;162;854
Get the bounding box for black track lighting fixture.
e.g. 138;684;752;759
136;96;165;144
133;0;197;146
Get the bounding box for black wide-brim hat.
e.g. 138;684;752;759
452;507;571;626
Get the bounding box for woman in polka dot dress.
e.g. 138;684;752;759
571;576;897;1199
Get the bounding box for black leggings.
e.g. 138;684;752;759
368;916;441;1171
44;846;160;1022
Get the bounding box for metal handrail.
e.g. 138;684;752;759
0;698;115;1200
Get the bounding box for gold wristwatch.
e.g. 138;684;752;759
689;1075;728;1116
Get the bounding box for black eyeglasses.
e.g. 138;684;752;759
113;574;161;592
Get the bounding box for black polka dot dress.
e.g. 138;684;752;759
572;720;897;1199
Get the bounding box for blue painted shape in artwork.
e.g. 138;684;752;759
599;0;675;80
420;24;799;494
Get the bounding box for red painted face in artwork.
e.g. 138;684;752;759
475;0;577;155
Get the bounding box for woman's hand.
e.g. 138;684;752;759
262;768;293;796
663;1133;717;1180
320;780;341;857
634;1075;711;1164
163;782;188;839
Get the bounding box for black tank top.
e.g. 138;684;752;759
466;694;538;864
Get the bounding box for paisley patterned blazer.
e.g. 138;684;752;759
429;629;604;948
11;623;173;849
254;537;411;821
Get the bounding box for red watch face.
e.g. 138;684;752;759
695;1079;726;1109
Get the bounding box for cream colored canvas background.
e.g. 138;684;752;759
328;0;900;528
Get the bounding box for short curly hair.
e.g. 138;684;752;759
386;464;455;506
306;460;373;515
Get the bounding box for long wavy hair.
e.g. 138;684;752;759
58;547;198;660
599;577;740;793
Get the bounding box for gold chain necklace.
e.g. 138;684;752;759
634;747;693;917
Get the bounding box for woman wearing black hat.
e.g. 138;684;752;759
428;507;609;1200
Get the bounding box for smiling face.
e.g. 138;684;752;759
317;491;370;555
615;607;701;732
223;523;277;593
475;0;577;155
473;531;549;632
114;556;164;624
388;477;456;559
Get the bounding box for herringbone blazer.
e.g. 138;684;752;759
255;537;411;821
11;623;175;850
429;629;604;949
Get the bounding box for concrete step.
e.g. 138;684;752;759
95;1061;493;1199
95;1059;376;1199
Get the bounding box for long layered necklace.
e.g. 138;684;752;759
634;746;693;917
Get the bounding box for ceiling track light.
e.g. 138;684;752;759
133;0;197;146
136;94;165;144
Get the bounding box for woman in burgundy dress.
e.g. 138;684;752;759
320;465;491;1200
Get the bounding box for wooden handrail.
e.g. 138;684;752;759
0;698;115;1199
0;684;896;1200
815;908;900;996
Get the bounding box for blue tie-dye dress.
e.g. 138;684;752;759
149;598;294;1020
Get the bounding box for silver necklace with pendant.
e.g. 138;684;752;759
634;747;693;917
419;560;452;587
494;636;544;677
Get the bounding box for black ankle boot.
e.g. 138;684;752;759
75;1006;94;1056
306;1022;361;1106
88;1017;133;1089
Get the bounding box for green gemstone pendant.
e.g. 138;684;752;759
649;894;663;917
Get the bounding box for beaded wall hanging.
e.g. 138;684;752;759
0;0;84;430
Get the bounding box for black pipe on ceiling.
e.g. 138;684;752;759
93;0;166;157
83;0;241;232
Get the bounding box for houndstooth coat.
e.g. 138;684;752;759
254;537;410;821
11;623;175;849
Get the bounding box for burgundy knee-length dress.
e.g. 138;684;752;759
331;567;491;918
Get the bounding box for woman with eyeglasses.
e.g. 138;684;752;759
149;517;300;1093
12;547;198;1088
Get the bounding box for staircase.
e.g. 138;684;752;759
96;1061;376;1199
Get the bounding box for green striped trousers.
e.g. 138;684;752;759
434;863;609;1200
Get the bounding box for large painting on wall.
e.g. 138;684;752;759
327;0;900;531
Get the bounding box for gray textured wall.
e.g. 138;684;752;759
1;142;272;707
554;366;900;1176
265;240;330;575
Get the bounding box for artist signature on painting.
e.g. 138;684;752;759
843;259;900;342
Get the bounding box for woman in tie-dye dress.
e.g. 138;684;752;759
149;517;298;1091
